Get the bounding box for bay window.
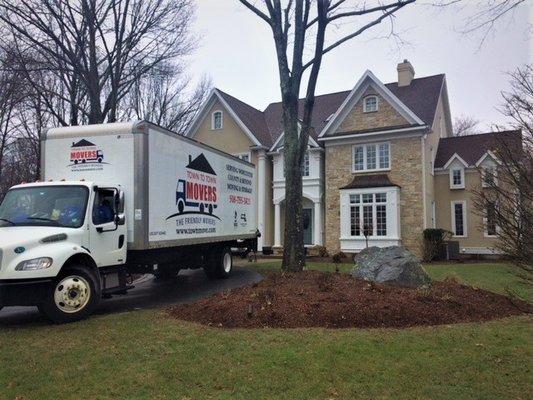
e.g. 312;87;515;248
340;187;400;251
352;142;390;172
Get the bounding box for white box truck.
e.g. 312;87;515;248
0;121;258;322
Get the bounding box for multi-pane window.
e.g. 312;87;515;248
363;96;378;112
450;168;464;189
302;152;310;177
354;146;364;170
353;143;390;172
379;143;389;169
349;192;387;237
452;201;466;236
486;201;497;236
212;111;223;130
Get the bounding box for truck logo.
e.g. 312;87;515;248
166;153;220;221
69;139;106;166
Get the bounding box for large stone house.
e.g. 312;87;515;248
186;61;519;257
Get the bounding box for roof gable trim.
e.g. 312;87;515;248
442;153;470;169
185;89;262;147
318;70;425;138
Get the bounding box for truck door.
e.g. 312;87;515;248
89;187;127;267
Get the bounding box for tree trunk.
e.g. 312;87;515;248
281;93;306;271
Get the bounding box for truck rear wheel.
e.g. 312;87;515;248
203;247;233;280
40;265;101;323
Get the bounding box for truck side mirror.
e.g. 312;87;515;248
114;189;126;226
116;189;125;214
115;213;126;226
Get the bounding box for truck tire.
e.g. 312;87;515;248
39;265;101;323
203;247;233;280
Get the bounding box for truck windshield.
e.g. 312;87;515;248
0;186;89;228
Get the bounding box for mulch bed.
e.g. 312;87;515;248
168;271;530;329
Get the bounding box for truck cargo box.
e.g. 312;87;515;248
42;121;257;250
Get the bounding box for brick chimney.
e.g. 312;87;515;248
397;59;415;87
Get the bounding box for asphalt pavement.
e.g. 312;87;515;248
0;266;263;326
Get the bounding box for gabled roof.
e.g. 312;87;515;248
187;72;446;148
319;70;426;138
434;130;522;169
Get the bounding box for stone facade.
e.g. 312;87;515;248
337;88;408;133
325;136;425;257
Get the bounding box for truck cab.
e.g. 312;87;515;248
0;181;127;322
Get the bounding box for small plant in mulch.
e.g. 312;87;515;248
332;251;346;264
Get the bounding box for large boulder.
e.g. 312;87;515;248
352;246;431;288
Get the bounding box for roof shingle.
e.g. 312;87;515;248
215;74;446;148
434;130;522;168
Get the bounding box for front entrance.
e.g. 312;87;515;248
303;208;313;245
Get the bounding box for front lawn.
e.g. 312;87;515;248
0;262;531;400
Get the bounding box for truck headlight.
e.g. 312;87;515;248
15;257;53;271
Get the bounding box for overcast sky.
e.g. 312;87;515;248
189;1;532;130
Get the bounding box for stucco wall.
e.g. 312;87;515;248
325;135;425;257
434;166;498;249
194;100;254;154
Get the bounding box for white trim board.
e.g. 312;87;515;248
318;70;425;138
185;89;262;147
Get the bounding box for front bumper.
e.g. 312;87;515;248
0;278;53;307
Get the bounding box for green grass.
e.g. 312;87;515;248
0;263;531;400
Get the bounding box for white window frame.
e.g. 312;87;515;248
302;151;310;177
451;200;467;237
352;142;390;173
481;165;498;188
363;95;379;113
340;187;400;241
234;152;251;163
449;167;465;189
483;201;499;237
211;110;223;130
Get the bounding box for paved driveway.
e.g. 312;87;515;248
0;266;263;326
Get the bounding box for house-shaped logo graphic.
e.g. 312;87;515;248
170;153;220;219
186;153;217;175
70;139;105;165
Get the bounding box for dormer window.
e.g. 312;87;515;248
211;110;223;130
450;167;465;189
482;166;497;187
363;96;378;113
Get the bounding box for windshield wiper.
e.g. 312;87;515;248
26;217;60;226
0;218;15;225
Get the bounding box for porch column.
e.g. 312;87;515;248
314;201;323;245
274;202;281;247
257;150;267;250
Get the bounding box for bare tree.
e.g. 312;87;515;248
121;65;212;133
238;0;416;270
472;65;533;272
0;0;196;124
434;0;529;45
453;115;481;136
0;49;24;189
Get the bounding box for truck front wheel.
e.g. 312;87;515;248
40;265;101;323
203;247;233;280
